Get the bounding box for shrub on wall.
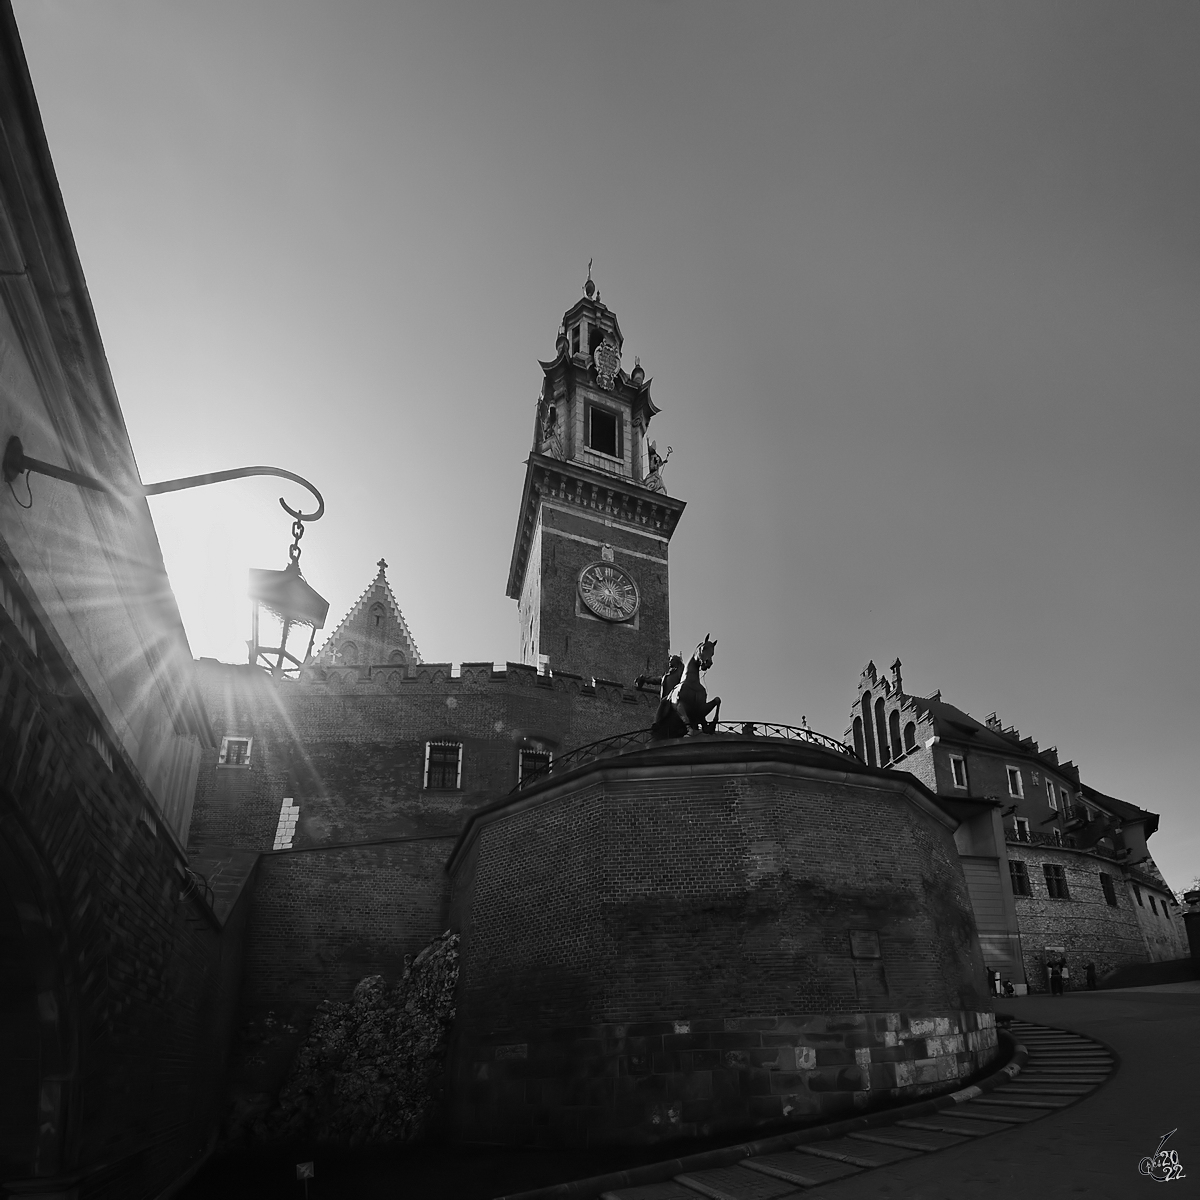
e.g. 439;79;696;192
261;931;459;1145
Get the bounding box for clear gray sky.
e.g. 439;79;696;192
15;1;1199;890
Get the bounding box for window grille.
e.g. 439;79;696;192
519;749;551;784
425;741;462;790
1043;863;1070;900
1009;860;1031;897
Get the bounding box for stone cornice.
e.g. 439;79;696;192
506;454;686;599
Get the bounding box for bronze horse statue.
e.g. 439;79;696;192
640;636;721;739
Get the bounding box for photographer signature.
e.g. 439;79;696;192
1139;1129;1186;1182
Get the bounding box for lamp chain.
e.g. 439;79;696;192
289;518;305;565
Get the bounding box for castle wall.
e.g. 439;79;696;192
188;657;660;1009
447;741;997;1146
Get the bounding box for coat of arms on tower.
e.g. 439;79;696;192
594;337;620;391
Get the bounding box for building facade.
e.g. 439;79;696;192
846;659;1186;992
0;10;245;1197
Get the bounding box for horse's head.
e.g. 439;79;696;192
697;634;718;672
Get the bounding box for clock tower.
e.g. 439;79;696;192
506;275;686;685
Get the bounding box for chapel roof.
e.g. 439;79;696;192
312;559;422;667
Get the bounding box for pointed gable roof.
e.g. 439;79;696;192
313;559;422;667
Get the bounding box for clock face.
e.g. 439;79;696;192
578;561;639;622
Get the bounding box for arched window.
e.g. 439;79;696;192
388;650;406;664
370;603;386;628
903;721;917;752
875;697;889;763
889;710;902;759
339;642;357;664
860;692;877;767
852;716;865;760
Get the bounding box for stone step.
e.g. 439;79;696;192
601;1182;702;1200
673;1164;800;1200
794;1137;923;1168
953;1103;1052;1122
741;1152;864;1188
993;1086;1094;1096
848;1127;969;1152
895;1117;997;1137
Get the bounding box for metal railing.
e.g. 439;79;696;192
1005;829;1119;861
513;721;859;791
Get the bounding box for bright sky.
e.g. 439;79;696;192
14;1;1199;891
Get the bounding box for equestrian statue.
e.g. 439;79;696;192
636;636;721;739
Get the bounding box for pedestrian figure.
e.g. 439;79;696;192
1061;963;1070;991
1086;962;1097;990
1050;964;1063;995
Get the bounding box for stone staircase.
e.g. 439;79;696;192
596;1020;1114;1199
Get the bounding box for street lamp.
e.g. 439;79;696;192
3;434;329;678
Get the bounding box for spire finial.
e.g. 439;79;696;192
377;558;388;574
584;258;595;298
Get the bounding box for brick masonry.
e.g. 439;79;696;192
446;742;998;1145
0;602;248;1197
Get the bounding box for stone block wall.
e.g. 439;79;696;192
1007;843;1148;989
469;1010;997;1146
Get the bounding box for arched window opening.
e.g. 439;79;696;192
874;697;889;764
370;603;386;628
860;692;877;767
852;716;865;760
903;721;917;752
388;650;406;664
339;642;357;665
888;710;902;759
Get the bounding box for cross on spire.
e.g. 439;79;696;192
377;558;388;574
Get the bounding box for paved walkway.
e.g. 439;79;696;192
807;985;1200;1199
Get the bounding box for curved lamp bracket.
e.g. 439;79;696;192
4;436;324;522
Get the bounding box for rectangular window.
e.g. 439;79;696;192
587;405;620;457
950;755;968;789
1060;788;1070;810
425;741;462;790
1052;828;1063;846
1043;863;1070;900
1006;766;1023;798
1099;873;1118;906
1014;817;1030;842
1133;884;1143;907
1009;860;1031;897
571;324;580;354
519;749;551;785
219;736;252;767
1046;780;1057;810
1149;894;1158;915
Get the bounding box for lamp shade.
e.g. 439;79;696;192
249;561;329;629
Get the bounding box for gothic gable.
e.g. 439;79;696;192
313;559;422;667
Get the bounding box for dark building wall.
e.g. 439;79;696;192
0;619;246;1198
447;742;996;1146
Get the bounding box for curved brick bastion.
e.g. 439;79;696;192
445;734;998;1147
